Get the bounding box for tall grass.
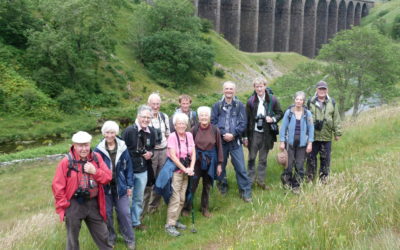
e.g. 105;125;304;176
0;105;399;249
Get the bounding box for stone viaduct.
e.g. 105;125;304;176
193;0;374;57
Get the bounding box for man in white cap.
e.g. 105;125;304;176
52;131;113;250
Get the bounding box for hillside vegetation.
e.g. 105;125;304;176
362;0;400;37
0;104;399;249
0;0;308;145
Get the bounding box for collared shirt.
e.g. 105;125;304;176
135;121;151;134
255;94;266;132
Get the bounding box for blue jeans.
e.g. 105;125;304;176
219;142;252;198
131;171;147;227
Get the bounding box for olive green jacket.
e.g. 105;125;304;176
308;95;342;141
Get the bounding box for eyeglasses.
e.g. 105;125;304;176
140;116;152;120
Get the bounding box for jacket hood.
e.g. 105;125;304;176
96;137;127;164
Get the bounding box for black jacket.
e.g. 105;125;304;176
122;124;156;185
245;91;283;150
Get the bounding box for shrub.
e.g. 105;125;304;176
138;30;214;89
56;88;81;114
0;62;58;119
200;18;213;33
131;0;215;89
377;9;389;18
214;68;225;78
391;14;400;40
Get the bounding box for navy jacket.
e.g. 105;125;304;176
154;158;177;204
95;137;134;198
211;96;247;149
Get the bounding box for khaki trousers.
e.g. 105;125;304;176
166;172;188;225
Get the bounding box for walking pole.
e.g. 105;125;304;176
188;176;197;233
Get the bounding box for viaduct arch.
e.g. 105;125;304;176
194;0;373;57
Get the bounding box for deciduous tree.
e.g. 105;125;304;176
318;27;400;118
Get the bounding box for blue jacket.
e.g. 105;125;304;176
154;158;177;204
279;107;314;147
211;96;247;148
95;137;134;198
196;148;218;186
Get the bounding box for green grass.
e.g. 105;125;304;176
1;105;399;249
362;0;400;34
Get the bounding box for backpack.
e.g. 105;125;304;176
66;152;99;177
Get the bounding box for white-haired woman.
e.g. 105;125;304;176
163;113;196;237
279;91;314;193
182;106;223;218
95;121;135;249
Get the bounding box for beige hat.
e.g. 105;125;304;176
276;149;288;168
71;131;92;143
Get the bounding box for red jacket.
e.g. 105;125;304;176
52;146;112;222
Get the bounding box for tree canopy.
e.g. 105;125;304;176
317;26;400;117
131;0;215;89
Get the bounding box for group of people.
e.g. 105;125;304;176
52;78;341;249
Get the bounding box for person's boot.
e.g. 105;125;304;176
218;182;228;195
165;225;181;237
202;209;212;218
181;209;190;217
281;174;291;189
292;186;301;195
257;182;270;190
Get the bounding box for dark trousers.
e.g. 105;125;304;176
105;192;135;245
306;141;332;181
66;198;112;250
184;170;212;212
281;145;306;188
248;131;269;185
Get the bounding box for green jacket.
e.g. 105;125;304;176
308;95;342;141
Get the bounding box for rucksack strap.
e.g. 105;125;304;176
66;152;99;177
267;94;275;116
66;153;79;177
159;112;168;131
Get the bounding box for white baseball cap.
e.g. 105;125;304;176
71;131;92;143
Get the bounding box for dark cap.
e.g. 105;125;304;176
316;81;328;89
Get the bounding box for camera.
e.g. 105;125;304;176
314;120;324;131
179;156;191;168
74;187;90;203
135;148;147;155
269;123;279;135
154;128;162;145
255;114;265;130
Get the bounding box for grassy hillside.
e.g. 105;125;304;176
0;104;399;249
362;0;400;34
